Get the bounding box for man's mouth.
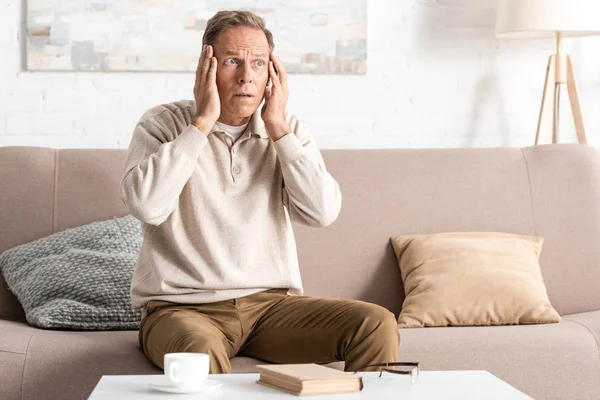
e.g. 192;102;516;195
234;93;254;98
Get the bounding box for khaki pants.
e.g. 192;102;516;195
139;289;400;373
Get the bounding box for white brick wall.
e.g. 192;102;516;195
1;0;600;150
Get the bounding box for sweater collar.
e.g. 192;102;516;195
210;109;269;139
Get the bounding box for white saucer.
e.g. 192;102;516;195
149;378;222;394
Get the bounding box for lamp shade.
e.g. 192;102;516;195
496;0;600;39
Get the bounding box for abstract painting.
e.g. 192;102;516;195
26;0;367;74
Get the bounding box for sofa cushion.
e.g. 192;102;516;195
18;323;159;400
0;320;35;354
397;315;600;400
0;215;142;330
563;310;600;355
391;232;560;327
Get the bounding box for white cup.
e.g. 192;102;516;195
164;353;209;388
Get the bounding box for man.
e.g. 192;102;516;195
120;10;399;374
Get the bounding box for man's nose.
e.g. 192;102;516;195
237;63;253;84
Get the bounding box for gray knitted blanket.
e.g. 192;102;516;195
0;215;143;330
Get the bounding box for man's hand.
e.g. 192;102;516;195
261;50;291;141
193;44;220;136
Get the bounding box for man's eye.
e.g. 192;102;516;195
226;58;237;65
256;60;264;67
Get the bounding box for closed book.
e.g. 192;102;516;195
256;363;364;396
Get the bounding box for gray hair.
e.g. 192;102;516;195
202;10;275;49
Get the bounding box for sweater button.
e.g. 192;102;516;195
232;165;241;174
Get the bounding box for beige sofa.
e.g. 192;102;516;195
1;144;599;400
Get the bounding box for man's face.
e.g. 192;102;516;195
213;26;270;125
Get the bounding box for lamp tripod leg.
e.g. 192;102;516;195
535;56;556;145
566;56;587;144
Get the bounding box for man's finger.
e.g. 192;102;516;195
271;51;287;86
195;44;207;90
209;56;217;84
196;45;207;75
202;45;213;75
269;61;280;88
198;45;214;90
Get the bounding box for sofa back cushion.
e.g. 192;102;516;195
1;144;599;320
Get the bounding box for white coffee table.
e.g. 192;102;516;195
88;370;532;399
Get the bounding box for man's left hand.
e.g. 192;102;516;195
261;50;291;141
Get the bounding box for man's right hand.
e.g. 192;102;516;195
193;44;220;136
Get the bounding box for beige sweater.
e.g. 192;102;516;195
120;100;342;310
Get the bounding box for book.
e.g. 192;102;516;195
256;363;364;396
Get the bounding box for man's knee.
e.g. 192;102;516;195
145;329;231;373
141;310;230;371
351;302;400;347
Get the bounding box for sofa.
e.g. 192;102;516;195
1;144;599;400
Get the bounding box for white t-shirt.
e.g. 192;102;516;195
215;121;249;142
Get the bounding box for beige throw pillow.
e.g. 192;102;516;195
390;232;561;328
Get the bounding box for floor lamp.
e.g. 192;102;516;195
496;0;600;145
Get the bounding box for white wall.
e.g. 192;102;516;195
1;0;600;150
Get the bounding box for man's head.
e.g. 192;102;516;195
203;11;274;126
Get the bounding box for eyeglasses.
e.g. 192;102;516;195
354;362;420;384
